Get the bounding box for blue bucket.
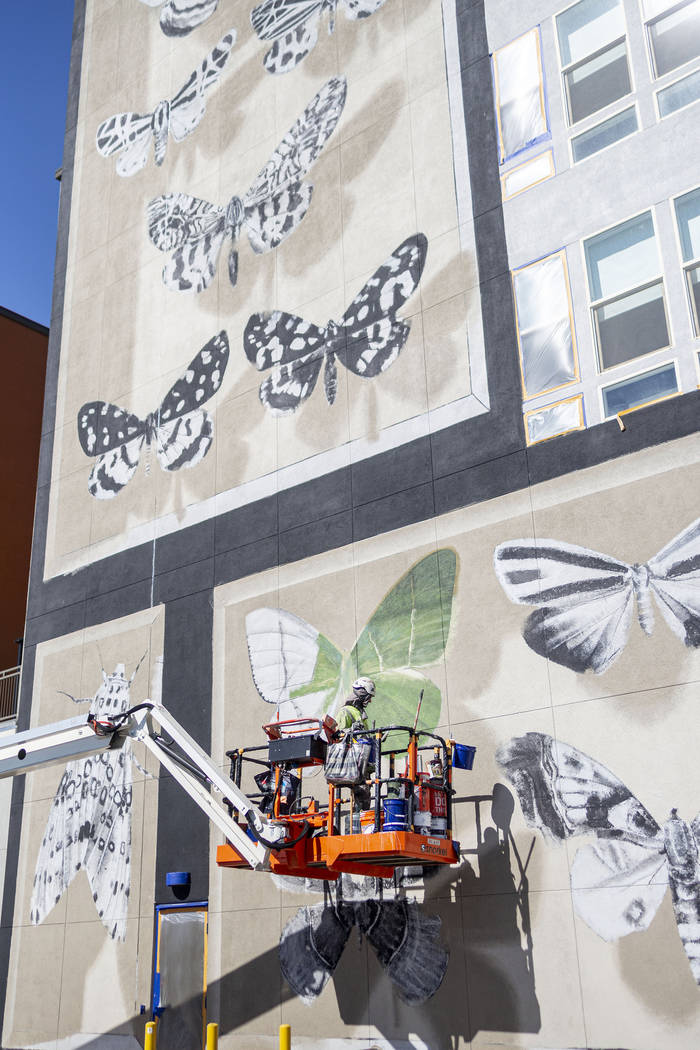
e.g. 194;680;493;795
382;797;408;831
453;743;476;770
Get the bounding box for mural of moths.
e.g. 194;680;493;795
498;733;700;984
138;0;219;37
96;30;236;177
494;516;700;673
244;233;427;414
251;0;388;75
31;663;144;941
77;330;229;499
246;547;456;728
147;76;347;291
280;890;447;1004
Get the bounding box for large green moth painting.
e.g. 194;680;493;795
245;548;457;733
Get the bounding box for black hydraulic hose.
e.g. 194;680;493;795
244;811;311;851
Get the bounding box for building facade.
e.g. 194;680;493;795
3;0;700;1047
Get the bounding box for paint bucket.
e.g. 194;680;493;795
386;778;411;800
382;797;408;831
360;809;377;834
429;779;448;837
414;773;432;834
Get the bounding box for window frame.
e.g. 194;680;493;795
598;356;681;418
655;64;700;115
492;26;550;163
642;0;700;81
583;207;672;372
501;149;555;200
524;393;585;444
568;101;639;164
512;249;580;400
555;0;634;128
671;183;700;337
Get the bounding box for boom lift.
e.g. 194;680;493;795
0;700;475;880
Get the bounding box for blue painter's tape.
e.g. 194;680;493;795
166;871;191;886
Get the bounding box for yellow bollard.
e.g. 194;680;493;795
206;1022;219;1049
279;1023;291;1050
144;1020;157;1050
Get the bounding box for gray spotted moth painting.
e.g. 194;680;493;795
44;0;484;578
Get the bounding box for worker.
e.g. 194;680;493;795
336;676;375;730
335;677;376;814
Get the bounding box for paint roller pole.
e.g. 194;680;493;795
280;1023;291;1050
145;1020;157;1050
206;1022;219;1049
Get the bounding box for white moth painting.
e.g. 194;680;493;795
244;233;427;414
493;516;700;673
31;663;143;941
146;76;346;291
77;330;229;499
280;881;448;1004
96;30;236;177
138;0;219;37
251;0;388;75
498;733;700;985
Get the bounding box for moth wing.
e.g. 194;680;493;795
30;761;86;927
496;732;664;847
647;516;700;648
246;607;344;719
570;839;668;942
494;538;635;673
244;180;313;254
251;0;323;40
88;434;146;499
342;233;427;329
155;411;213;471
159;0;219;36
341;0;388;17
77;401;147;499
244;76;346;202
147;193;228;292
77;401;146;456
169;30;236;141
279;903;353;1003
157;330;229;420
96;113;153;176
263;19;321;74
352;548;457;674
336;319;410;379
359;900;448;1004
244;310;325;414
84;747;132;941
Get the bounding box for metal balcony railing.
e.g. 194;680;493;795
0;666;20;722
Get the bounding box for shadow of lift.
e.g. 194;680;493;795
45;786;540;1048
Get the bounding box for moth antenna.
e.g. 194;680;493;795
130;650;149;686
57;690;89;705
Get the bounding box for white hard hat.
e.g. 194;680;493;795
352;676;375;698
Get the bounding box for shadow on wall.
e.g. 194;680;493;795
60;788;541;1049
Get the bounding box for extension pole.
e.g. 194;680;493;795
279;1023;291;1050
145;1021;157;1050
206;1022;219;1049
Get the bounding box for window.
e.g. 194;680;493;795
674;186;700;333
493;29;548;160
512;252;578;397
601;361;679;415
557;0;631;124
525;396;584;443
502;150;555;199
584;212;669;368
643;0;700;79
571;105;638;160
657;66;700;114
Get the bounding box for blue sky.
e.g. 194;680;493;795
0;3;74;327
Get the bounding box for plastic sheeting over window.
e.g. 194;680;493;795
493;29;548;161
512;253;578;397
525;397;584;444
